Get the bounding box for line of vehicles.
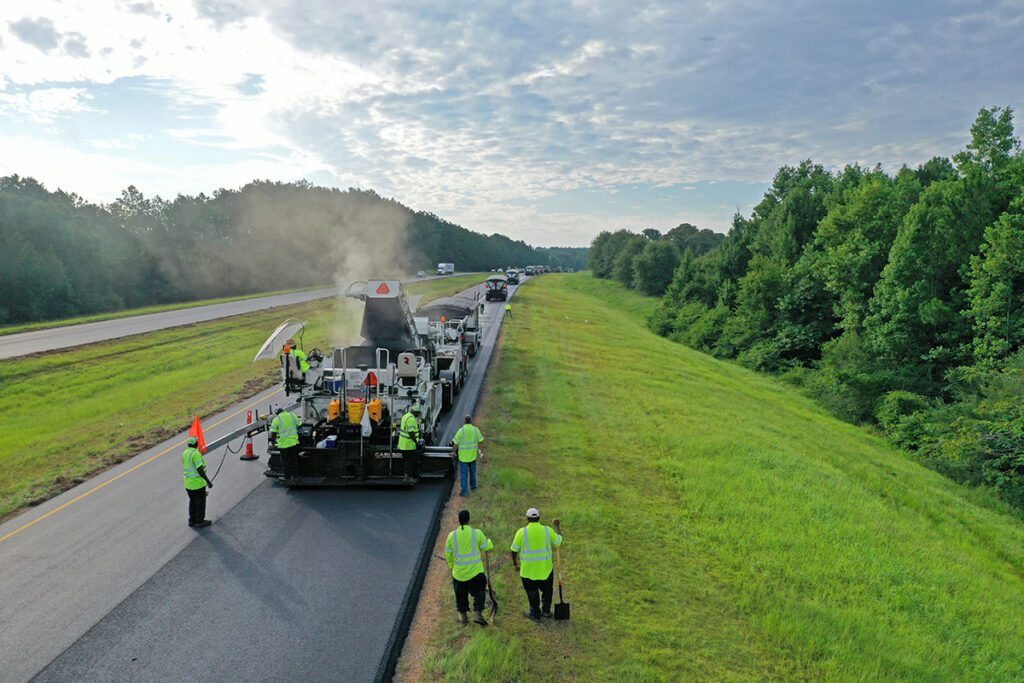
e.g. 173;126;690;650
251;278;501;487
431;263;570;278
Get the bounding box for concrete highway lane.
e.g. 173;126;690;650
0;288;339;360
2;277;525;681
0;274;455;360
0;386;286;682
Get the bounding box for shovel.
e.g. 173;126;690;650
484;551;499;618
552;519;570;620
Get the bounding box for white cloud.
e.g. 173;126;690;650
0;87;96;122
0;0;1022;246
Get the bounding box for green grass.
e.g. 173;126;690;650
0;274;486;520
414;273;1024;681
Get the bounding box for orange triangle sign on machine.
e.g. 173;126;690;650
376;282;391;295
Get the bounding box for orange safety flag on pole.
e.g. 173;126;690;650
189;416;207;454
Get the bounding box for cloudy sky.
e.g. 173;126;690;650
1;1;1022;246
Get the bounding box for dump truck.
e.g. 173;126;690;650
484;274;508;301
417;294;483;356
416;294;484;408
253;280;454;486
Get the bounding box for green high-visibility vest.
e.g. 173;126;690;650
271;411;300;449
510;523;562;580
292;348;310;372
398;411;419;451
452;424;483;463
445;525;494;581
182;447;206;490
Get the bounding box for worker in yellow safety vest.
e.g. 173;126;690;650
510;507;562;620
283;338;310;373
445;509;494;626
270;407;301;475
398;404;421;480
182;436;213;528
504;303;512;319
451;415;484;496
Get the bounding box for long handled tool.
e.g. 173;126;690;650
484;550;499;618
435;552;499;618
552;519;570;620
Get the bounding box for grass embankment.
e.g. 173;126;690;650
0;274;485;521
412;273;1024;681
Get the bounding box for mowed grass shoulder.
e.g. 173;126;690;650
0;274;485;520
415;273;1024;681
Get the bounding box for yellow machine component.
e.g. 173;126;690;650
368;399;383;423
329;399;341;421
348;398;366;424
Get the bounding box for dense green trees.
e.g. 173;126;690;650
588;223;722;299
0;179;584;325
597;106;1024;510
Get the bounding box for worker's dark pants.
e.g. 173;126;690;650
453;572;487;613
280;445;299;475
186;487;207;525
521;571;553;615
401;446;420;478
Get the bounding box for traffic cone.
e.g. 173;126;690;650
240;410;259;461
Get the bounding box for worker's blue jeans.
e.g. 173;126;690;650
459;459;477;495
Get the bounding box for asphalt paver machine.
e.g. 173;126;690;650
254;280;454;486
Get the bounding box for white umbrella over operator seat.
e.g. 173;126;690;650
252;320;307;362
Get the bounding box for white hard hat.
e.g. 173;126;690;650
526;508;540;519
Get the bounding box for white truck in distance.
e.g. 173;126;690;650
437;262;455;275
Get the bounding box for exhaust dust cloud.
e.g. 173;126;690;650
230;184;413;350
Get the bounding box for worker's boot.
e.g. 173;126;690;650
473;611;488;626
458;612;468;624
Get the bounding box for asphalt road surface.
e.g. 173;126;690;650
0;288;338;360
0;274;459;360
0;278;524;682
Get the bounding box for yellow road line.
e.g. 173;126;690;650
0;389;284;545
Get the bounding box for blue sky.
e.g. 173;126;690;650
1;1;1022;247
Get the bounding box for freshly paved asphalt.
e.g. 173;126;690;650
0;278;522;682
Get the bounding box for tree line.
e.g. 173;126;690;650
590;107;1024;510
0;178;587;326
587;223;724;295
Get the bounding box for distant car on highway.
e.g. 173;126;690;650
416;270;426;277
